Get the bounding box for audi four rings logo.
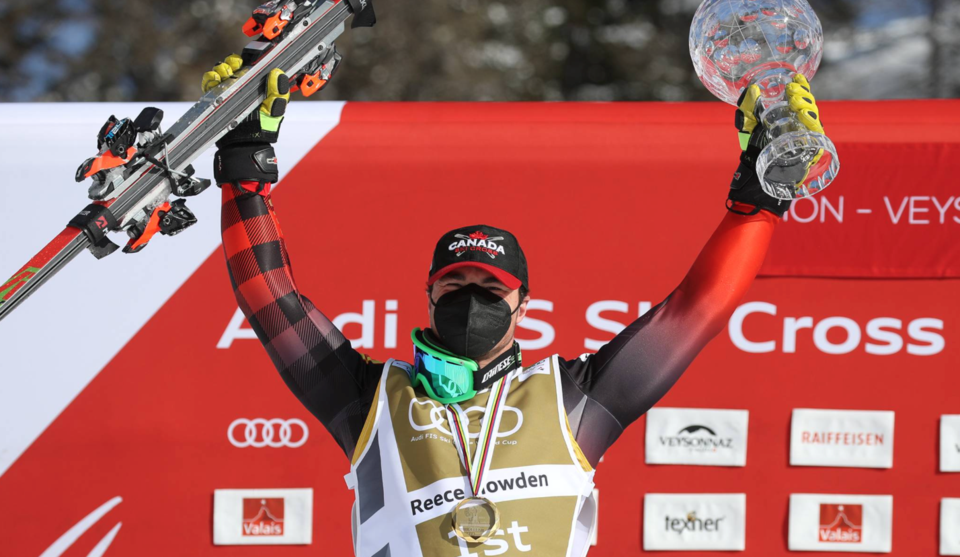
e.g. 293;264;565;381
228;418;309;448
408;398;523;438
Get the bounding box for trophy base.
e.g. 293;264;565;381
756;130;840;200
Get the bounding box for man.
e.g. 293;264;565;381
204;57;823;556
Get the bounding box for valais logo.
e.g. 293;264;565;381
819;504;862;543
242;498;284;536
450;231;506;259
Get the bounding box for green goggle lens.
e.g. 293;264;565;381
411;329;478;404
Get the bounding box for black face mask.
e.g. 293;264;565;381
431;283;520;359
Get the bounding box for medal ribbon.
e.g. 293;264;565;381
446;373;512;497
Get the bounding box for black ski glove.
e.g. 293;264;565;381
727;74;825;218
202;55;289;193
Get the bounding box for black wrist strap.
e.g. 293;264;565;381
727;146;788;218
214;143;279;194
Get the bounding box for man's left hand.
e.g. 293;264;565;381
728;74;826;217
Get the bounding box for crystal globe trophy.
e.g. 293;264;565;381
690;0;840;200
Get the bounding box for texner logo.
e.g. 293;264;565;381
659;424;733;453
665;511;725;533
818;504;862;543
242;498;284;536
449;232;506;260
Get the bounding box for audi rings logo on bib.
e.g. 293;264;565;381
408;398;523;439
228;418;309;448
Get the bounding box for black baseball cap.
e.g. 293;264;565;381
427;225;529;291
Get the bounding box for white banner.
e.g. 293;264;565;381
788;494;892;553
645;408;749;467
0;102;345;480
941;415;960;472
213;488;313;545
943;499;960;555
790;409;895;469
643;493;746;551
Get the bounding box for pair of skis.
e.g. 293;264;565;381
0;0;376;322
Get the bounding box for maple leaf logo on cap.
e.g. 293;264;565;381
469;231;488;240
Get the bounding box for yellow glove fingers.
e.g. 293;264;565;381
787;87;816;113
260;68;292;118
201;55;244;94
201;71;221;94
796;111;824;134
793;73;812;93
213;62;235;81
225;54;243;72
786;80;824;134
738;84;762;134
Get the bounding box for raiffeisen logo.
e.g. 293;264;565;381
659;425;733;453
800;431;885;447
818;504;862;543
665;511;726;533
242;498;284;536
449;231;506;260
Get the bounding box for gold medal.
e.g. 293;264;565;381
446;375;514;544
451;497;501;543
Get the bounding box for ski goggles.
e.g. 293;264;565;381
411;328;478;404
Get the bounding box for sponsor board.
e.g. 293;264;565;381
213;488;312;545
941;415;960;472
645;408;748;467
788;494;892;552
790;409;894;469
643;493;746;551
943;499;960;555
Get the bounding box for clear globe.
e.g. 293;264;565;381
690;0;823;106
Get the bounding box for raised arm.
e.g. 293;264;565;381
563;76;826;466
209;59;381;460
561;208;777;465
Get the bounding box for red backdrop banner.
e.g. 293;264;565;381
760;100;960;278
0;101;957;557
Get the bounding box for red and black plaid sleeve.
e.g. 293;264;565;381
220;181;383;459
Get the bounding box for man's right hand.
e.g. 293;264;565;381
205;55;290;194
202;54;291;146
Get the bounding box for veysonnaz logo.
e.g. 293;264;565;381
1;267;40;302
482;354;518;383
659;425;734;452
665;511;726;533
449;232;506;260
